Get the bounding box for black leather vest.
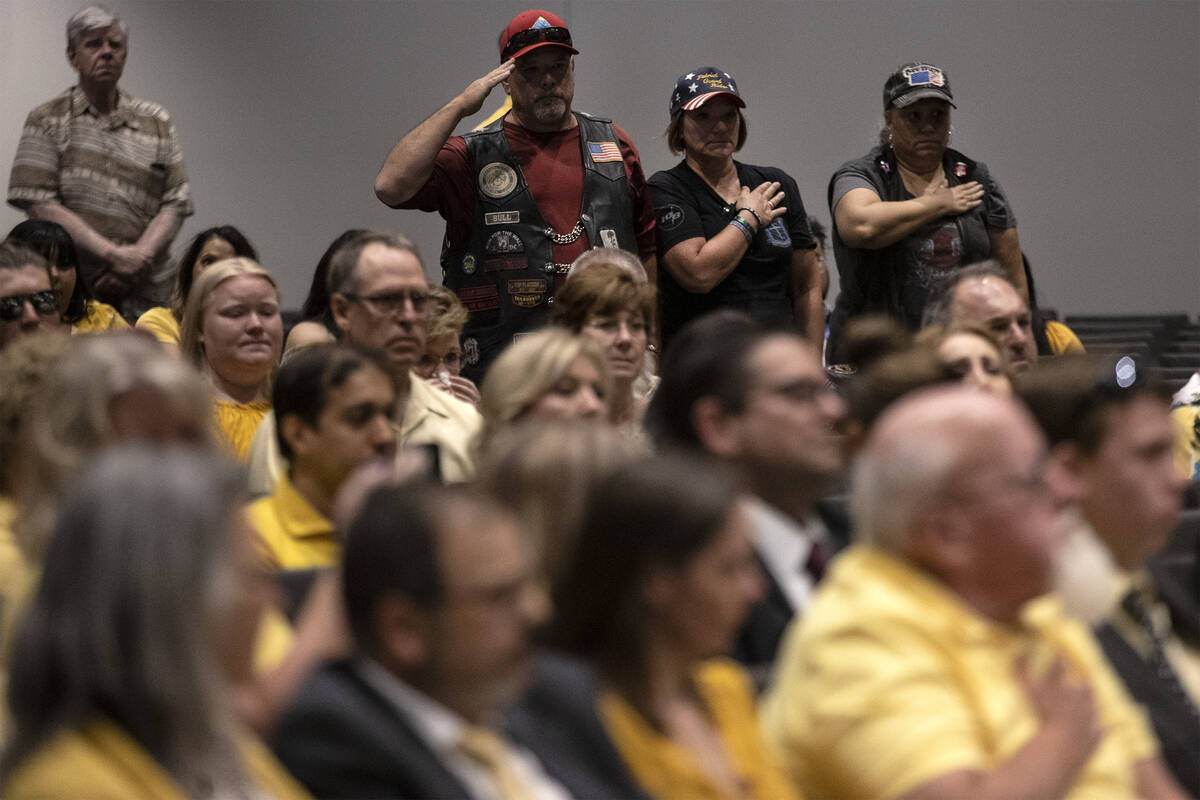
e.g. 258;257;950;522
443;112;636;381
826;144;993;362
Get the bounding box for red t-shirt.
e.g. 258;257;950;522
401;117;656;268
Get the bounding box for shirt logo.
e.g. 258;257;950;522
657;204;685;230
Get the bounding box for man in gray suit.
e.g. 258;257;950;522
271;482;644;799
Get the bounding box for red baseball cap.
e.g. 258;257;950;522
499;9;578;62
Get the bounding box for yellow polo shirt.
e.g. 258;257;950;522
244;372;481;496
247;474;337;571
135;305;182;345
72;300;129;334
760;546;1157;800
601;659;801;800
3;717;311;799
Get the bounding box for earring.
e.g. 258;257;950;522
887;129;893;145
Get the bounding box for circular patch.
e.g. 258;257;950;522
462;254;477;275
656;204;685;231
478;162;518;199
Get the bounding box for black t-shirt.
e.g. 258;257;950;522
649;160;814;349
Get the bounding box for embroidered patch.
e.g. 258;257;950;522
462;337;480;366
588;142;622;163
657;204;685;231
478;162;518;199
903;64;946;87
512;293;544;308
483;256;527;272
457;285;500;313
955;162;967;178
508;278;547;295
764;218;791;248
485;230;524;255
485;211;520;226
461;254;477;275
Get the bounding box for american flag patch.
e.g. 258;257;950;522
588;142;622;163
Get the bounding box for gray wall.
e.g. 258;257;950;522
2;0;1197;314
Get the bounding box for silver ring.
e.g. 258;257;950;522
766;200;775;210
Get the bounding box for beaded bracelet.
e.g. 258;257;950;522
736;207;763;228
728;217;754;244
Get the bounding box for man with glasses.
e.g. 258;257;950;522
246;233;481;494
0;241;66;348
644;311;849;680
374;9;656;382
762;386;1187;800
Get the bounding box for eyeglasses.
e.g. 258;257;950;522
344;290;428;316
501;26;572;60
0;290;59;322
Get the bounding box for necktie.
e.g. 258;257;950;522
803;538;832;582
1121;587;1200;727
458;725;534;800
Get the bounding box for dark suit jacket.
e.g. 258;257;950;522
271;660;474;799
733;497;851;675
271;656;650;800
1095;516;1200;798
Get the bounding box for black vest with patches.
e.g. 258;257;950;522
826;144;993;362
443;112;636;381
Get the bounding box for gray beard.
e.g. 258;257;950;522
532;97;568;125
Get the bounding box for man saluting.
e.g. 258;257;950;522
374;9;655;381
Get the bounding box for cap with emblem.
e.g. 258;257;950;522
499;9;578;62
883;62;956;109
669;66;746;117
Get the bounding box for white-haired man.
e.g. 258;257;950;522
8;5;192;320
762;387;1188;800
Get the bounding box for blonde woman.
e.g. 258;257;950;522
181;258;283;461
477;327;609;449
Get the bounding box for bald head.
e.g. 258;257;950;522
852;386;1067;621
949;276;1037;371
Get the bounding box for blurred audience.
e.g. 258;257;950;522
0;242;66;349
272;483;627;798
646;311;848;678
0;446;308;799
250;344;397;570
1021;355;1197;795
477;419;646;585
477;327;609;450
6;220;126;334
922;260;1038;371
284;229;366;354
138;225;258;346
915;322;1013;394
762;386;1187;800
551;260;656;428
180;258;283;462
247;232;481;493
415;284;479;405
550;455;800;800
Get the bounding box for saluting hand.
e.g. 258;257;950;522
455;60;517;117
925;178;984;215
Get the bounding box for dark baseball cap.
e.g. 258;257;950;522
884;62;956;109
499;10;578;62
669;67;745;117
